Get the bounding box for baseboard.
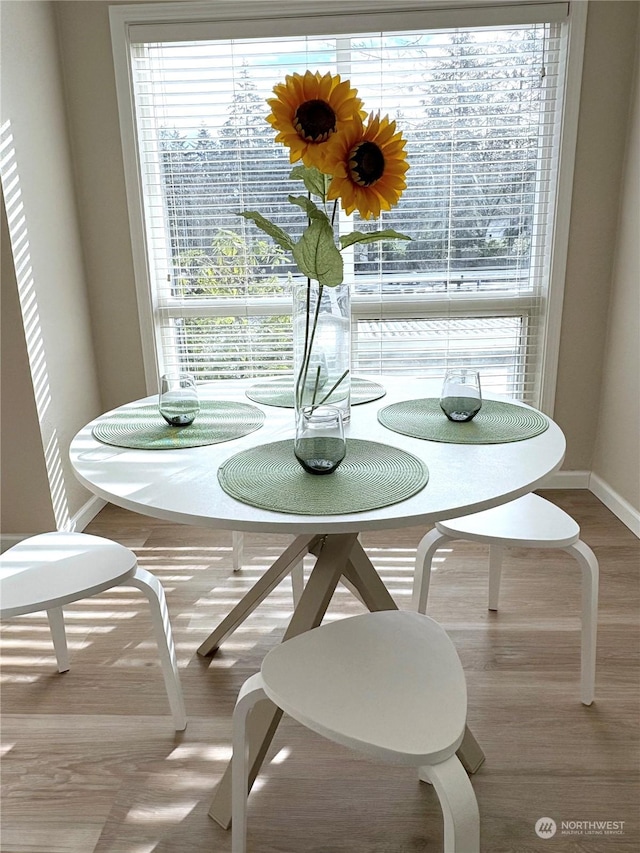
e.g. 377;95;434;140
0;496;107;553
0;533;31;553
69;494;107;532
537;469;591;489
589;473;640;539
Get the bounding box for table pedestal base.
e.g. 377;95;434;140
202;533;485;829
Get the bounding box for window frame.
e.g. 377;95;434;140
110;0;587;414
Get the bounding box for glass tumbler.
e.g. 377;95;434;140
159;373;200;426
294;405;346;475
440;369;482;422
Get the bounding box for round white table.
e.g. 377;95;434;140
69;376;565;827
70;376;565;534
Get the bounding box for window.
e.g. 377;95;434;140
111;1;585;409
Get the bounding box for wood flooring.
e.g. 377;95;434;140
1;490;638;852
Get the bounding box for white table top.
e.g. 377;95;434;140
69;377;565;534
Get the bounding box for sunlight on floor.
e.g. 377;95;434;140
270;747;292;765
0;672;41;683
167;743;232;762
125;800;199;823
430;550;452;571
60;610;137;621
206;656;239;668
0;653;59;666
0;638;72;650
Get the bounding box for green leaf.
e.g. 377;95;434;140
339;229;412;250
289;165;331;200
238;211;295;252
292;219;343;287
287;195;329;223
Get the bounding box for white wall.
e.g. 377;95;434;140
1;195;56;540
0;0;102;533
56;0;146;411
592;29;640;519
553;0;639;473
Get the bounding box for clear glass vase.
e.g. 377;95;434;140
292;280;351;422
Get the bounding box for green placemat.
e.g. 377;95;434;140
92;400;265;449
245;376;386;408
218;438;428;515
378;398;549;444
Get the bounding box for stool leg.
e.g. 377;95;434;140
128;567;187;731
566;539;599;705
412;529;449;613
420;755;480;853
233;674;269;853
46;607;69;673
488;545;504;611
232;531;244;572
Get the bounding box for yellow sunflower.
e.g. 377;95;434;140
266;71;364;168
323;112;409;219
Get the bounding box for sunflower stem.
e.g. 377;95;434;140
312;368;350;412
310;364;322;408
295;280;323;411
294;199;314;410
294;279;311;410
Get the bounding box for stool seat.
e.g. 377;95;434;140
436;493;580;548
261;610;467;765
232;611;479;852
0;531;186;730
0;532;137;618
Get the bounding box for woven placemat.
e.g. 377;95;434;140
92;400;265;450
245;376;386;408
217;438;428;515
378;398;549;444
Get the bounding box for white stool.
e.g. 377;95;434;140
0;531;187;730
232;610;479;852
412;493;599;705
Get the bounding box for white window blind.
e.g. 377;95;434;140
122;6;569;404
